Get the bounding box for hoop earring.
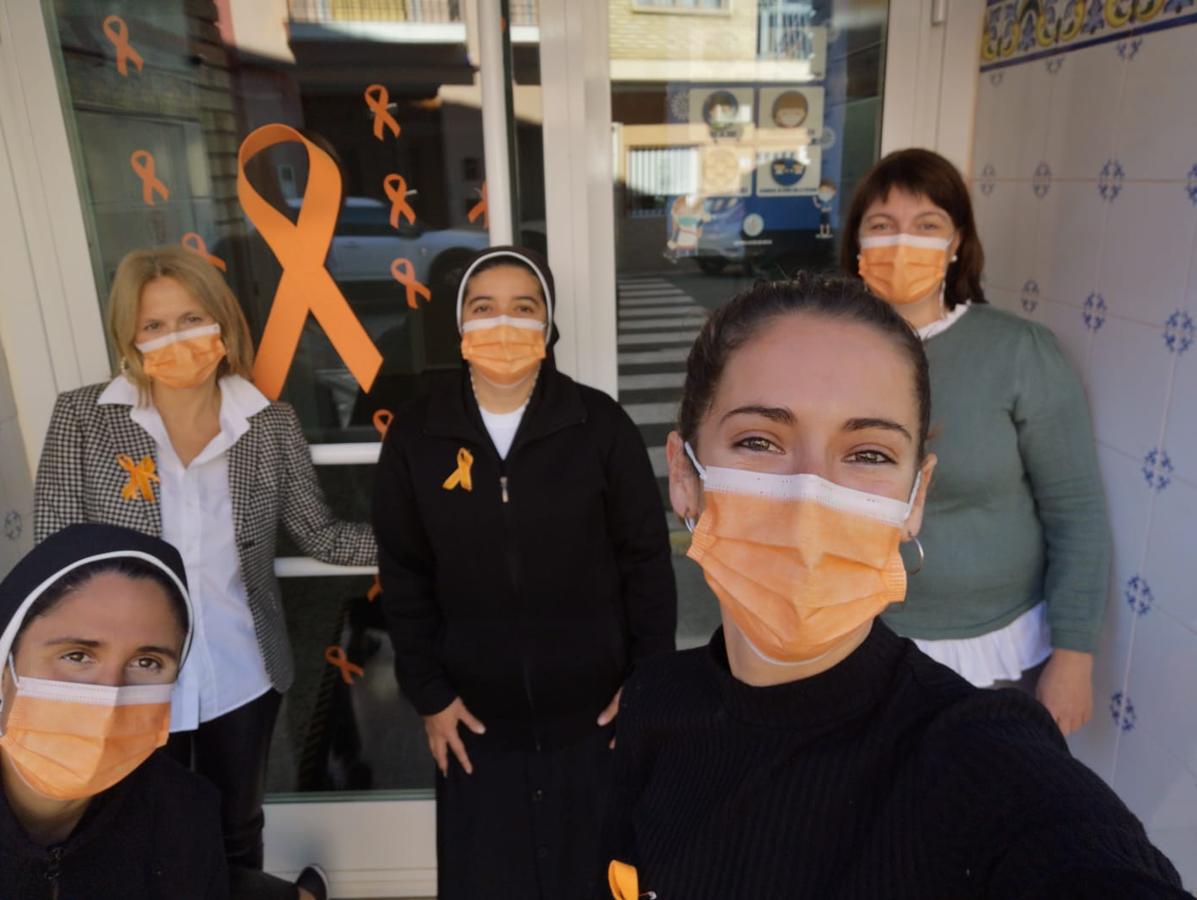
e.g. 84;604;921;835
906;536;925;576
684;516;697;534
119;357;129;373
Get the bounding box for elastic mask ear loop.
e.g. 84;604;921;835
682;441;706;534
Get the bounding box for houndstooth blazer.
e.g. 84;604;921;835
33;381;377;693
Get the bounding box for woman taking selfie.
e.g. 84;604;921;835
33;246;368;898
0;523;227;898
603;274;1181;899
375;246;676;899
841;149;1110;734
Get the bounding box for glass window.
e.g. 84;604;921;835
609;0;888;649
43;0;542;799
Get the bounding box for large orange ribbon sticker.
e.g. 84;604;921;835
364;85;401;141
391;258;431;310
117;454;159;502
373;409;394;439
102;16;143;77
442;448;474;492
325;646;364;686
468;181;488;226
367;574;382;603
181;233;226;271
383;174;416;228
238;124;382;400
130;151;169;206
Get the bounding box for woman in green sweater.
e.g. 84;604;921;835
840;148;1111;735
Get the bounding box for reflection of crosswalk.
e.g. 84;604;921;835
617;275;708;531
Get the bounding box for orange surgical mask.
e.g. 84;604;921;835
136;322;226;389
0;661;172;801
857;234;952;305
684;444;918;664
460;315;546;386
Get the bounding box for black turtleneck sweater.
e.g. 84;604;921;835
603;622;1184;899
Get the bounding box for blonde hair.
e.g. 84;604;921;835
107;246;254;394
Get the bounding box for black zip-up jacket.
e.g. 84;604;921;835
0;751;228;899
373;362;677;750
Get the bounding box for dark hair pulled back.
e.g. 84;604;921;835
678;272;931;458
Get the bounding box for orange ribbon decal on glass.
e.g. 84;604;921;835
130;151;169;206
468;181;488;226
325;646;365;686
391;258;431;310
238;124;382;400
442;448;474;492
102;16;143;77
364;85;401;141
180;232;226;271
383;174;416;228
116;454;159;502
608;861;651;900
367;574;382;603
373;409;393;439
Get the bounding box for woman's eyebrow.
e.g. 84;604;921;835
844;417;912;441
44;637;102;648
720;405;795;425
137;644;180;661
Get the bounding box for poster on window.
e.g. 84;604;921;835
754;146;821;196
689;87;755;141
756;87;824;146
700;144;754;197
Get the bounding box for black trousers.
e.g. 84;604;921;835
167;689;299;900
436;727;614;900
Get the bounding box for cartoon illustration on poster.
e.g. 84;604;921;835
755;146;821;196
690;88;754;141
757;87;824;145
812;180;836;239
701;145;754;197
665;194;711;260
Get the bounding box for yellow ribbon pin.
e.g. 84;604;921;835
441;447;474;492
609;860;651;899
117;454;159;502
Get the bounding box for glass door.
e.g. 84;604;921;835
607;0;891;651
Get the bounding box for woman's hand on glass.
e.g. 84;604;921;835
1036;649;1094;736
424;697;486;776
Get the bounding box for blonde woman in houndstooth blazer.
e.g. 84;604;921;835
34;246;373;900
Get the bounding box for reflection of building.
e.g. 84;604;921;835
609;0;882;273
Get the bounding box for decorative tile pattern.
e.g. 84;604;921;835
1187;164;1197;204
1124;574;1153;616
3;510;20;542
980;163;997;196
1142;448;1174;492
1021;278;1040;312
1116;37;1143;60
1098;159;1125;202
1033;162;1052;197
1110;692;1137;732
1164;310;1194;355
1083;292;1107;330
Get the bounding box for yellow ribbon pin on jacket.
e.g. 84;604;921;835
442;447;474;492
609;860;652;899
117;454;159;502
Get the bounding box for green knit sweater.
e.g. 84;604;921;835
882;305;1111;653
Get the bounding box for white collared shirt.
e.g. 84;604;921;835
917;300;971;341
99;374;272;731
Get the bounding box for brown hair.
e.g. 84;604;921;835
678;273;931;459
107;246;254;397
840;148;986;310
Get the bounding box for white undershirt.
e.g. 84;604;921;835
479;403;527;459
99;375;272;731
912;300;1053;687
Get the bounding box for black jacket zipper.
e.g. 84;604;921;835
46;846;63;900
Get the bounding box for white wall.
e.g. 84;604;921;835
970;9;1197;885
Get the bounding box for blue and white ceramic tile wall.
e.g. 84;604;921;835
0;337;34;579
973;6;1197;886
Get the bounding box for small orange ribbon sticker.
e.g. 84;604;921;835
367;574;382;603
131;150;169;206
364;85;401;141
181;232;226;271
373;409;394;439
325;646;365;686
117;454;159;502
391;258;431;310
383;174;416;228
102;15;143;77
468;181;488;226
238;124;383;400
608;861;648;900
442;447;474;492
